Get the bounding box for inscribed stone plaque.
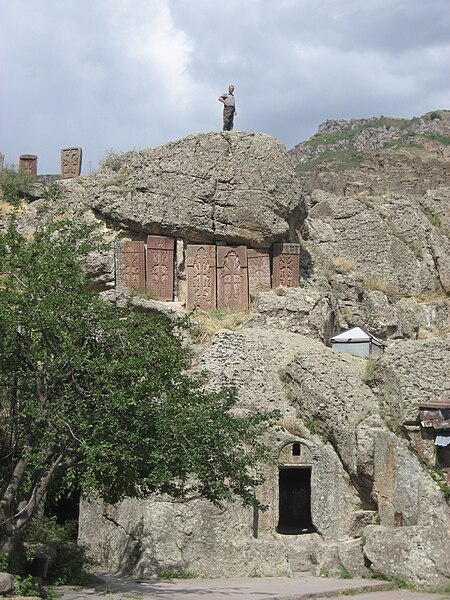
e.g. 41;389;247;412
272;242;301;288
61;147;82;179
248;248;271;295
122;241;146;291
19;154;37;182
186;245;216;311
147;235;175;301
217;246;248;310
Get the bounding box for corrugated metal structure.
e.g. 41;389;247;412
330;326;386;358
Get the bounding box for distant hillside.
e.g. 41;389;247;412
289;110;450;195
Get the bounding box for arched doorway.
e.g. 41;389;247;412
276;439;315;535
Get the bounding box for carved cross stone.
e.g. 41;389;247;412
272;242;301;288
121;241;146;291
61;148;82;179
248;248;271;296
217;246;248;310
186;245;216;310
19;154;37;182
147;235;175;301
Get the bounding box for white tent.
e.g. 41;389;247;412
330;327;386;358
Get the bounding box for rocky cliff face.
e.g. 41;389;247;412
9;122;450;588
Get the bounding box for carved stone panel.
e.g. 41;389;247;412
186;245;216;311
61;147;82;179
248;248;271;295
147;235;175;301
217;246;248;310
121;241;145;291
19;154;37;182
272;242;301;288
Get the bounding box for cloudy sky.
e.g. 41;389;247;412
1;0;449;174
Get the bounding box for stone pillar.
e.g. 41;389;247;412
61;147;82;179
0;151;4;172
147;235;175;301
217;246;248;311
19;154;37;182
272;242;301;288
120;241;146;291
248;248;271;296
186;244;217;311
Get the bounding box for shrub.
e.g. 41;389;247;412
45;541;94;585
0;167;33;207
26;515;77;545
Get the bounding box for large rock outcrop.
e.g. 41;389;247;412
61;132;306;249
6;122;449;588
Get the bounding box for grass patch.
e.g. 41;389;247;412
362;358;377;386
190;309;252;344
303;418;328;443
392;577;416;591
427;466;450;502
276;417;304;437
295;149;363;174
363;276;397;297
333;256;355;273
100;148;126;172
339;565;353;579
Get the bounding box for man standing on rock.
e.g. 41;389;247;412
218;84;237;131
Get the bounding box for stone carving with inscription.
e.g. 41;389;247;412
186;245;216;310
19;154;37;182
272;242;301;288
61;147;82;179
147;235;175;301
122;241;145;291
248;248;271;295
217;246;248;310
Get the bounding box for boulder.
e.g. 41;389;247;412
0;573;14;595
363;525;450;590
62;132;306;248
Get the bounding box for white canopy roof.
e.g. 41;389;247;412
330;327;386;346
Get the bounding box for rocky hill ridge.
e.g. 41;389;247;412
289;110;450;196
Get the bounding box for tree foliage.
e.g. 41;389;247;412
0;214;275;561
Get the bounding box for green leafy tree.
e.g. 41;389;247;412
0;214;274;566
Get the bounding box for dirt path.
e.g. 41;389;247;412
56;572;450;600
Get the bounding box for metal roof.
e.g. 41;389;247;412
330;326;386;347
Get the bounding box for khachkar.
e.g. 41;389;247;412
19;154;37;182
217;246;249;310
272;242;301;287
61;147;82;179
120;241;146;291
186;245;217;310
147;235;175;301
247;248;271;296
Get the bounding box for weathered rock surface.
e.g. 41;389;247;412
363;525;450;590
80;321;450;585
61;132;305;248
303;189;449;296
373;336;450;423
0;573;14;594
